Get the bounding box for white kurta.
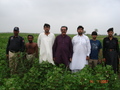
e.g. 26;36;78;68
37;32;55;64
70;34;91;70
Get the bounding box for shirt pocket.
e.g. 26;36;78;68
81;38;87;46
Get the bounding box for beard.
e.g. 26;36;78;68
78;32;82;35
109;34;113;37
93;37;96;39
45;30;49;33
29;40;32;43
14;33;18;36
62;31;66;34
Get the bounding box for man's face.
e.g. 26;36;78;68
61;27;67;35
28;36;33;43
108;31;113;37
14;31;19;36
44;26;50;33
77;28;83;35
92;35;97;40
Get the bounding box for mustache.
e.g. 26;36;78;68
45;30;49;33
62;31;66;33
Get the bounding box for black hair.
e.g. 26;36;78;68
91;31;97;35
77;26;84;30
44;23;50;28
28;35;34;38
107;28;113;32
61;26;68;30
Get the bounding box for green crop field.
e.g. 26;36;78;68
0;33;120;89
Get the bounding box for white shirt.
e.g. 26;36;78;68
37;32;55;64
70;34;91;70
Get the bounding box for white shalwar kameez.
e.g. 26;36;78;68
37;32;55;64
70;34;91;71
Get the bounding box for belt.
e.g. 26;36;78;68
27;53;33;55
10;50;19;53
27;53;35;55
107;49;116;51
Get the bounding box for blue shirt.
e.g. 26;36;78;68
90;39;102;59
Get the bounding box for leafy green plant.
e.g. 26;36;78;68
0;33;120;89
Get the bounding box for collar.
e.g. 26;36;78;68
13;35;19;38
60;34;67;37
77;34;84;37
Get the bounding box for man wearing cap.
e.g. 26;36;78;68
6;27;25;74
70;26;91;73
103;28;119;73
89;31;102;68
37;23;55;64
53;26;73;67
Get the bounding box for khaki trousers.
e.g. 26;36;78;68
26;53;35;68
88;59;98;67
26;53;35;60
9;51;19;74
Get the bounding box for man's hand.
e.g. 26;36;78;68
35;54;38;58
102;58;106;62
98;59;102;64
53;58;55;61
6;54;9;60
70;58;72;62
86;56;89;60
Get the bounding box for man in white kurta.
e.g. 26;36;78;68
70;26;91;72
37;24;55;64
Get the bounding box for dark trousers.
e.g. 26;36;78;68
105;50;119;73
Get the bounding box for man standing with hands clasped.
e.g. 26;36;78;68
103;28;119;73
70;26;91;73
53;26;73;67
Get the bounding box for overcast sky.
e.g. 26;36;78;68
0;0;120;34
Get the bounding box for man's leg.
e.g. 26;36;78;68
111;52;118;73
71;69;80;73
9;51;15;74
26;53;35;68
93;60;98;67
88;59;94;68
14;52;20;73
106;51;117;73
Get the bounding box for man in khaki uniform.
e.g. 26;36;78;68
6;27;25;74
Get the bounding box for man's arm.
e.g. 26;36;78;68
102;38;107;62
86;37;91;58
6;37;10;54
21;37;25;52
35;43;38;58
98;41;102;52
102;38;106;58
116;38;119;54
6;37;10;59
37;34;41;48
52;34;55;45
52;37;57;60
25;43;27;52
69;37;73;61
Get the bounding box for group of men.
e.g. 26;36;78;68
6;23;119;74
